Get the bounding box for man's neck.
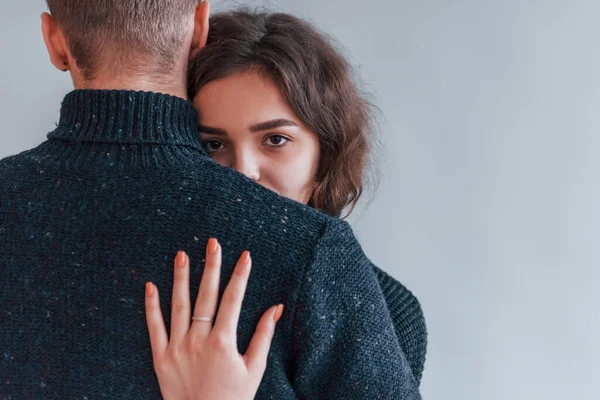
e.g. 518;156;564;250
72;73;188;100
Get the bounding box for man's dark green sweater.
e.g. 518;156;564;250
0;90;424;399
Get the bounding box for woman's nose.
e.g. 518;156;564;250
232;151;260;182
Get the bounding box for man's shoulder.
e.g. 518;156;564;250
0;148;42;190
0;146;340;242
195;159;336;227
0;150;31;171
312;217;363;254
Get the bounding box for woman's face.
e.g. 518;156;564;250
193;70;321;204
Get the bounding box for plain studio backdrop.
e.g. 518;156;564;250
1;1;599;399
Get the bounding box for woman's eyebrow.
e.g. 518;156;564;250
249;119;298;132
198;125;227;136
198;119;298;135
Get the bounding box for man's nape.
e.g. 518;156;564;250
40;0;210;99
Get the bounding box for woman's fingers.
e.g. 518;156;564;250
243;304;284;376
170;251;191;345
190;238;222;337
145;282;168;363
212;251;252;338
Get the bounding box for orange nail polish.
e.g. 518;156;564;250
241;251;251;265
176;251;187;268
208;238;218;254
274;304;284;322
146;282;154;297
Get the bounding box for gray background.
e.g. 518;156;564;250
1;1;598;399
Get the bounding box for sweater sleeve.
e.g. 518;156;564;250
291;219;421;400
372;265;428;386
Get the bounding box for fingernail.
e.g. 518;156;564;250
146;282;154;297
274;304;284;322
241;250;251;265
208;238;218;254
176;251;187;268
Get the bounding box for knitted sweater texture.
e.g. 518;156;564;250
0;90;423;399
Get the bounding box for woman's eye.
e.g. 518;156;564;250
202;140;224;153
265;135;289;147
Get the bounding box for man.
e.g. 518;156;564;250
0;1;421;398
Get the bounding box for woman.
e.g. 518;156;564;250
146;9;427;399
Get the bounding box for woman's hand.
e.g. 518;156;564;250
144;238;284;400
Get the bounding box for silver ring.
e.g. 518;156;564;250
191;316;213;322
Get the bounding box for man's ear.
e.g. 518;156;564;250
41;12;71;72
189;0;210;60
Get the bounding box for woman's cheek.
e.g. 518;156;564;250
208;151;229;167
268;152;316;203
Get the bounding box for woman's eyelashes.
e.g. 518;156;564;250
264;134;290;147
200;134;292;153
202;140;224;153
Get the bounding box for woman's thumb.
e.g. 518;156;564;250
243;304;283;375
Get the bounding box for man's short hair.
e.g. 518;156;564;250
46;0;199;80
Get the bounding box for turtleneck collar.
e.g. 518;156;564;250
47;89;203;151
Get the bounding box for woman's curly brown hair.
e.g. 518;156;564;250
188;10;378;218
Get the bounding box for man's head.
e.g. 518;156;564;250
42;0;209;95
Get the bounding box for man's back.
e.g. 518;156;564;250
0;90;419;399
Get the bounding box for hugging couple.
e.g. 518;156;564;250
0;1;426;399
